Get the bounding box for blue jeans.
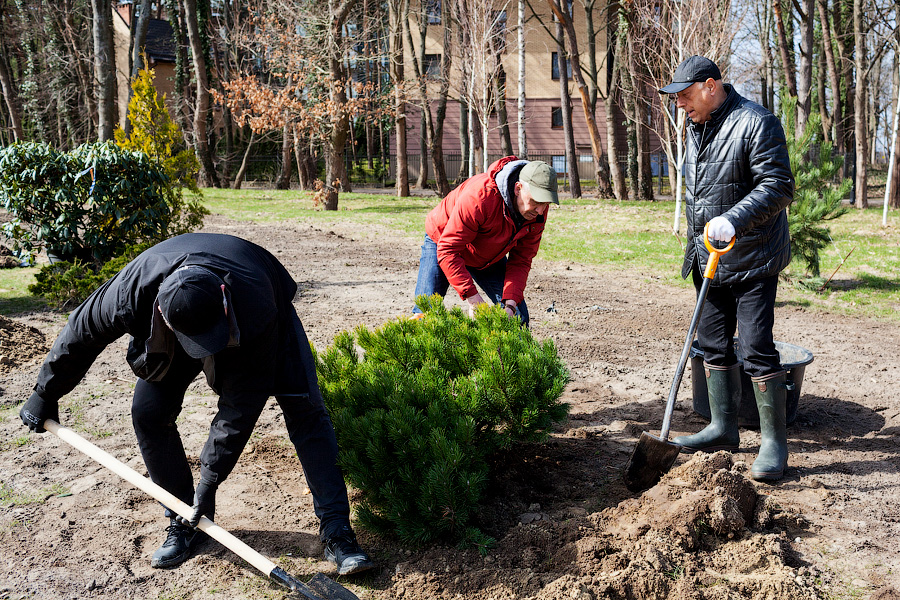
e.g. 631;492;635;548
413;235;530;326
691;266;781;378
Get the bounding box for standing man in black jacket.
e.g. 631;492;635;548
659;56;795;481
19;233;374;574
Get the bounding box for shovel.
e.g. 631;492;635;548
623;224;734;493
42;419;360;600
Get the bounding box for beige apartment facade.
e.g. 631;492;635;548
399;0;625;172
112;3;178;127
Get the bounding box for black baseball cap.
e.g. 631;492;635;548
157;266;234;358
659;56;722;94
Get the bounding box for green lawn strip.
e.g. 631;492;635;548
201;188;435;237
0;266;48;315
3;192;896;321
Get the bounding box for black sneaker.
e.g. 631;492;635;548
323;527;374;576
150;519;207;568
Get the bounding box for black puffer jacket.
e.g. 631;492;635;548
682;84;794;285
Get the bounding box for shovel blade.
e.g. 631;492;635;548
272;568;360;600
623;432;682;493
306;572;361;600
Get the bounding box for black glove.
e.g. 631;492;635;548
20;392;59;434
177;478;218;528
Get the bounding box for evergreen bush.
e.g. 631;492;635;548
28;243;151;309
781;96;851;278
314;296;570;547
0;141;202;265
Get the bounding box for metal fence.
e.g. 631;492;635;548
224;145;854;198
233;151;678;196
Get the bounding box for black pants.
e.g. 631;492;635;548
131;347;351;539
691;267;782;378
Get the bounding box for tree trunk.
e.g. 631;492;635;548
92;0;118;141
325;42;353;208
231;130;255;190
796;0;813;138
431;1;453;197
772;0;797;99
890;129;900;209
457;99;469;182
816;36;832;143
417;112;429;188
817;0;842;152
388;0;409;196
548;0;612;198
124;0;152;137
852;0;866;208
517;0;527;158
495;67;513;157
637;93;652;201
276;122;293;189
556;21;580;198
406;0;430;190
757;0;772;111
0;45;23;141
182;0;219;186
888;53;900;210
605;69;627;202
835;0;854;166
293;127;310;191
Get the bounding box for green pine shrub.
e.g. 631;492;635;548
781;96;851;278
314;296;570;547
28;243;151;309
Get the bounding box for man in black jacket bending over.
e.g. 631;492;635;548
19;233;374;574
660;56;795;481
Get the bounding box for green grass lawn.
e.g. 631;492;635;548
3;190;897;322
0;266;48;314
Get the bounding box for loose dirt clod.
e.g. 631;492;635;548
0;314;48;371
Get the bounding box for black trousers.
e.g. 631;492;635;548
691;267;782;378
130;346;351;539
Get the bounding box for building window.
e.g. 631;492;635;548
423;54;441;78
426;0;441;24
551;52;572;80
551;107;563;129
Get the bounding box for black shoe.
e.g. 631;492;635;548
151;519;206;569
323;527;374;576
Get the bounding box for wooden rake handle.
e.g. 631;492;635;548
42;419;337;600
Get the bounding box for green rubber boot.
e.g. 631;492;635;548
673;363;741;452
750;371;789;481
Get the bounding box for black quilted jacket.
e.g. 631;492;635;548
682;84;794;285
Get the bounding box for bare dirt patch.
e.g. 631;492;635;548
1;213;898;600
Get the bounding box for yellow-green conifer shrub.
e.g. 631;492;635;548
115;59;206;233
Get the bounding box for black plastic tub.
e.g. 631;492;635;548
690;339;814;428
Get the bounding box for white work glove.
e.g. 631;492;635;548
707;216;735;242
466;293;486;318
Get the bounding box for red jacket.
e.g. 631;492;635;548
425;156;546;303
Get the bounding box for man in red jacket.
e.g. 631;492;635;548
412;157;559;326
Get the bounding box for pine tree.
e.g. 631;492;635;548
315;297;570;546
114;58;206;234
781;95;851;278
